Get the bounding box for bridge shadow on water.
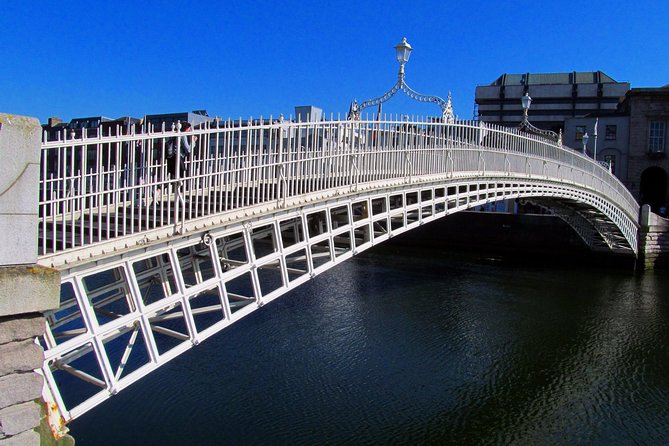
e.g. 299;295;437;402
390;211;637;271
69;216;669;446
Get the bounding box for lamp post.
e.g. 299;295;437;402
582;132;589;154
521;92;532;124
516;92;561;143
592;118;598;160
394;37;412;79
349;38;453;121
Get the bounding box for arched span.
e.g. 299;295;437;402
40;176;637;426
37;118;640;430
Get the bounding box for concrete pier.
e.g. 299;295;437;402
0;114;65;445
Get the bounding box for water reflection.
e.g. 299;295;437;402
71;246;669;445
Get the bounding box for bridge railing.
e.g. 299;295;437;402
38;117;638;264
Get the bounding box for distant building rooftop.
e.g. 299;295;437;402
625;85;669;95
144;110;214;131
488;71;620;86
69;116;113;129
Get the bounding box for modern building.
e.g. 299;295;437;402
42;116;114;141
143;110;214;131
619;86;669;211
295;105;324;122
69;116;113;130
475;71;630;136
41;116;143;174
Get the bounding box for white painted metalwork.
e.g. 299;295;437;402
348;38;454;121
37;116;640;432
519;92;561;142
37;117;638;266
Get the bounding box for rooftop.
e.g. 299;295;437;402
488;71;620;86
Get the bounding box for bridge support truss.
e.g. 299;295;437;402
39;175;637;425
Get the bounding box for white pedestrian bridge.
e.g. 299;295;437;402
36;117;639;433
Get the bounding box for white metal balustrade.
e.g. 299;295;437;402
38;117;638;268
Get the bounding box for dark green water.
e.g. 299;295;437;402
71;246;669;445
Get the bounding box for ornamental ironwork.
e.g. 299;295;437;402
348;38;454;122
518;92;561;143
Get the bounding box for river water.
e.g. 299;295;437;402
70;244;669;445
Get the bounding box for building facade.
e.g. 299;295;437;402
619;86;669;212
563;114;630;180
475;71;630;136
475;71;669;214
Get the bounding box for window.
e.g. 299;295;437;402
649;121;666;153
575;125;586;141
605;125;617;140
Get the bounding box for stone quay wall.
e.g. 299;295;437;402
0;114;62;445
639;204;669;270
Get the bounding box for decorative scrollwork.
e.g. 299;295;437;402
202;232;213;247
356;81;402;114
350;72;454;122
518;119;561;143
401;82;446;109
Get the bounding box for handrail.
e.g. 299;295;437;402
38;117;639;262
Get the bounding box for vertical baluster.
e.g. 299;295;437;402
257;122;264;205
40;148;47;255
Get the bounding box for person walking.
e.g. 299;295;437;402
167;121;197;179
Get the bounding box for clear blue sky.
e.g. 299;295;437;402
2;0;668;124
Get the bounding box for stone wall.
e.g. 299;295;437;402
639;204;669;270
0;114;63;445
0;314;49;445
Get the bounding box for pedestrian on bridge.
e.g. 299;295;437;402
167;121;198;179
